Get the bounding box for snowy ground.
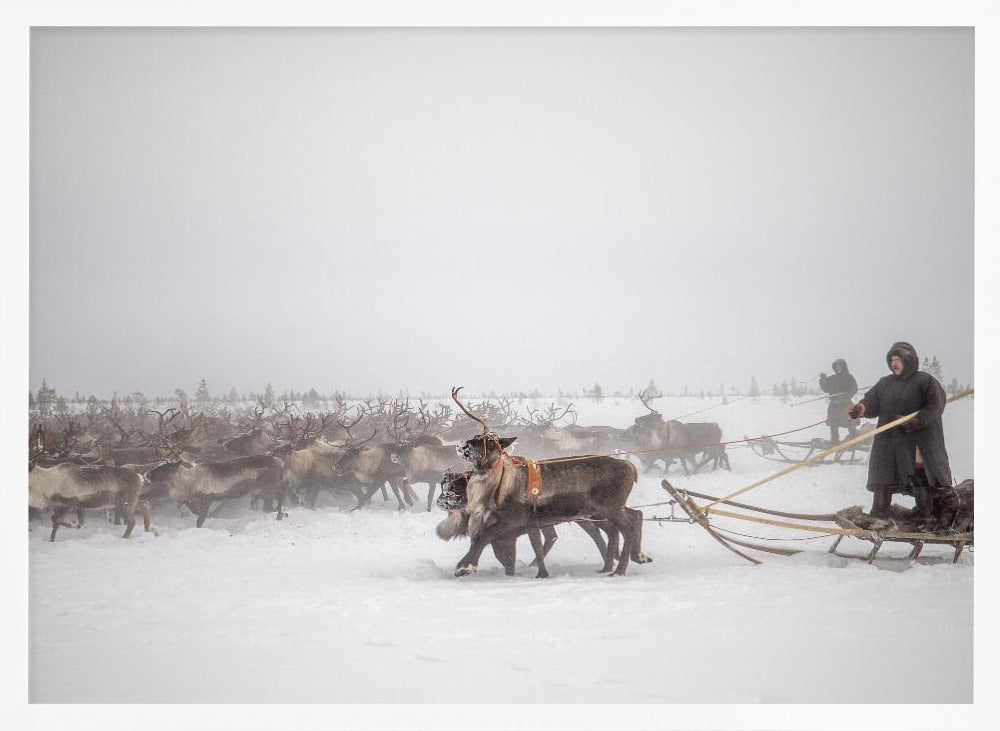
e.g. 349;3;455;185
28;395;974;706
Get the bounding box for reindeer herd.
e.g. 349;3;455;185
27;387;729;575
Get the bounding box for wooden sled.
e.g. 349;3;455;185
828;506;972;564
745;435;866;466
652;482;973;566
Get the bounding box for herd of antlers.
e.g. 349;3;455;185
29;388;599;467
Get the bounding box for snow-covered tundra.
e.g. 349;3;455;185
28;394;973;704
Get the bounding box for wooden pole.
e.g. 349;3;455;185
702;388;974;512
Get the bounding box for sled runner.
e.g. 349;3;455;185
652;480;973;566
828;502;973;564
745;434;868;465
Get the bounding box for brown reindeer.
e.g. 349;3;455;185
333;431;411;510
381;409;465;511
448;387;645;577
221;427;274;457
435;471;648;577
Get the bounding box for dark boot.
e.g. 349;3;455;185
911;484;938;533
870;487;892;519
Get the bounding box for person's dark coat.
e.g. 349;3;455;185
857;342;953;493
819;359;858;428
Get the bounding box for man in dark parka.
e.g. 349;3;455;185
819;359;858;444
848;342;953;529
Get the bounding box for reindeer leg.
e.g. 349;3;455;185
139;500;152;534
626;507;652;563
386;481;408;511
575;520;610;565
541;525;558;558
380;484;390;502
195;499;213;528
274;481;288;521
529;525;558;567
50;507;70;542
76;508;85;528
121;498;137;539
355;483;380;509
598;523;619;573
402;479;418;506
608;510;635;576
491;536;517;576
455;527;500;577
426;483;438;513
527;527;550;578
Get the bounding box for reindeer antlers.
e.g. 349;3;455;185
638;386;661;415
451;386;489;436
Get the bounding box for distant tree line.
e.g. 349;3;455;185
29;358;973;415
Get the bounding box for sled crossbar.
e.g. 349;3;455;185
829;516;972;564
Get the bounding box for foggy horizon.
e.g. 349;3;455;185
29;27;974;401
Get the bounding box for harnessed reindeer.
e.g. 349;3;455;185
446;387;647;577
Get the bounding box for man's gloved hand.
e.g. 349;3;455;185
819;373;827;381
900;416;923;434
847;402;865;420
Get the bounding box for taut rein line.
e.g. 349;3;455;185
512;399;884;466
492;416;837;467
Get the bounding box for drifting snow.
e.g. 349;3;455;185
29;395;973;703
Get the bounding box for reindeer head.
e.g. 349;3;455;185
436;471;471;511
633;413;664;429
331;428;379;476
456;432;517;470
143;458;192;485
268;441;298;458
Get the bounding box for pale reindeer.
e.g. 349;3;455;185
333;412;411;510
143;455;288;528
384;409;466;511
29;463;152;542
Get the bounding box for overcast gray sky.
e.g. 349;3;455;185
29;27;973;398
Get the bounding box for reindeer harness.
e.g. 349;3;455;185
474;431;546;503
499;450;543;501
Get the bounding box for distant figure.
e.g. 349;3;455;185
818;359;858;445
847;341;953;531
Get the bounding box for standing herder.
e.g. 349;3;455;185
847;341;953;530
818;359;858;445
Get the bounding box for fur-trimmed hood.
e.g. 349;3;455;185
886;341;919;377
831;358;850;373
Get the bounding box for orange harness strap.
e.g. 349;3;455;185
526;459;542;500
500;452;543;501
